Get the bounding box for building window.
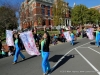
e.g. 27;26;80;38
42;9;45;15
41;5;45;15
47;6;50;16
48;10;50;16
48;6;50;9
41;5;45;9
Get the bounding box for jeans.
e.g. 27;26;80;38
71;35;74;45
96;39;100;46
13;44;25;62
96;35;100;46
70;40;74;45
41;51;50;74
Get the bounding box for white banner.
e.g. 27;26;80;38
86;28;94;40
63;31;72;42
6;30;14;46
20;31;40;56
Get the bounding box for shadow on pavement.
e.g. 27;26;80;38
16;55;37;64
49;54;75;73
90;42;96;45
74;42;79;45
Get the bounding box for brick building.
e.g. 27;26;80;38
20;0;71;30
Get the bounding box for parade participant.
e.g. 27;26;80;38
13;33;25;64
70;30;75;46
41;31;51;75
95;26;100;47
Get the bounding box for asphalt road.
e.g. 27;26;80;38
0;38;100;75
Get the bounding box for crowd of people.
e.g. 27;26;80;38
0;25;100;75
0;26;91;58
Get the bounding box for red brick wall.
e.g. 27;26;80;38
33;8;37;14
66;11;70;18
36;2;40;7
20;1;70;29
45;6;48;15
51;19;53;25
34;21;38;26
36;8;41;14
45;19;49;26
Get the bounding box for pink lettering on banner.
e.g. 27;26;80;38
30;33;33;37
20;31;40;56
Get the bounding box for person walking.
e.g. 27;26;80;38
95;26;100;47
13;33;25;64
41;31;51;75
70;31;75;46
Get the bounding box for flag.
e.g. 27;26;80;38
20;31;40;55
63;31;72;42
86;28;94;40
6;30;14;46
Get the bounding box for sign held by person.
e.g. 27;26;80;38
63;31;72;42
20;31;40;55
86;28;94;40
6;30;14;46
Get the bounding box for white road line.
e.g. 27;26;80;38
50;49;74;73
88;47;100;55
75;48;100;75
89;46;97;48
78;47;88;48
50;40;94;73
78;46;97;48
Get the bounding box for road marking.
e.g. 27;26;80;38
89;46;97;48
88;47;100;55
75;48;100;75
78;47;88;48
78;46;97;49
50;40;94;73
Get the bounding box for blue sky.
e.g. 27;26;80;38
65;0;100;8
1;0;99;8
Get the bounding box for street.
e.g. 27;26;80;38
0;38;100;75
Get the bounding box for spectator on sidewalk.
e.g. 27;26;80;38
81;27;85;38
8;46;14;56
53;34;58;45
0;38;2;58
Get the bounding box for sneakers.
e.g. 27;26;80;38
43;73;47;75
46;69;51;75
22;58;25;61
12;62;17;65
